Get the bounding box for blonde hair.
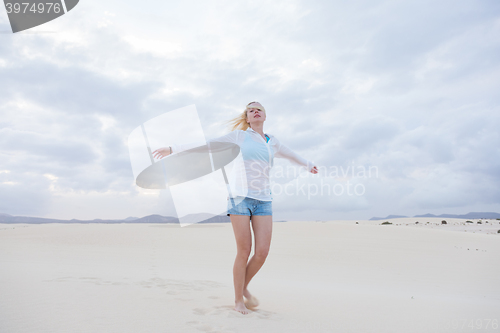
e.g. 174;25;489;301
225;101;266;131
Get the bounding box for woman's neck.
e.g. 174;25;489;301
250;123;265;136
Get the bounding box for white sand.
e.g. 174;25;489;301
0;218;499;333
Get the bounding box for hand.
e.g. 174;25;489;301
310;166;318;174
152;147;172;159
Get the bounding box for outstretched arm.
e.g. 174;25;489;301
152;130;243;160
274;138;318;174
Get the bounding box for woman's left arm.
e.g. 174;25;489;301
274;137;318;174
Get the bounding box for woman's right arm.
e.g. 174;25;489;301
152;130;242;160
151;146;173;159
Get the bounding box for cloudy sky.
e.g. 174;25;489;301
0;0;499;221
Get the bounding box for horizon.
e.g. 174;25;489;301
2;210;500;222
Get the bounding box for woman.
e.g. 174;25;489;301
152;102;318;315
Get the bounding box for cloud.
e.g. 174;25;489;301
0;0;499;219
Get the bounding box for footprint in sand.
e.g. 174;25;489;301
48;276;125;286
193;307;213;315
175;297;194;302
148;279;225;295
194;305;281;320
186;320;232;333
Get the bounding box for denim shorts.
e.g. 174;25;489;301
227;196;273;217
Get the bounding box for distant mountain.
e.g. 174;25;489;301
0;215;69;223
414;212;500;219
370;215;408;221
370;212;500;220
133;215;179;223
0;213;231;224
413;213;436;218
178;213;231;224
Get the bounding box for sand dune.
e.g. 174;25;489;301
0;218;499;333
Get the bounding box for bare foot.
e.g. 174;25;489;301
243;289;259;308
234;300;250;314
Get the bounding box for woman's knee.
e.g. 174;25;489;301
237;246;251;259
254;247;269;261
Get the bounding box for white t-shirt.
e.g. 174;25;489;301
170;127;314;201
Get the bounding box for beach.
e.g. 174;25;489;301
1;218;499;333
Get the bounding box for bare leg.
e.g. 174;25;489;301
242;215;272;308
230;214;252;314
